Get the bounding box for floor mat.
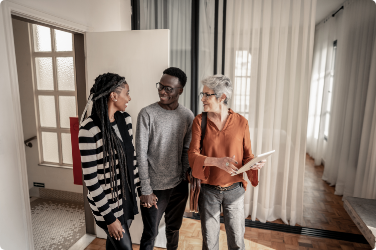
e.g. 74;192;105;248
30;198;85;250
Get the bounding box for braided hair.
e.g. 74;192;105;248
86;73;130;205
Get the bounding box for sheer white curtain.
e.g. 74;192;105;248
354;35;376;199
317;0;376;197
197;0;216;114
140;0;192;108
225;0;316;226
306;16;339;166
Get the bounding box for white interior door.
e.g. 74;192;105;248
85;29;170;248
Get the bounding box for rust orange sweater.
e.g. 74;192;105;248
188;109;258;190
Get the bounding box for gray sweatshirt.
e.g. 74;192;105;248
136;102;194;195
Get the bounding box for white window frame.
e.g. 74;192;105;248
29;23;78;168
233;50;252;120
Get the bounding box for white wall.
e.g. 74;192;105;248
0;9;31;250
7;0;132;31
0;1;132;249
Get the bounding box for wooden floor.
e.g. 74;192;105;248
85;154;372;249
85;218;372;250
302;155;361;234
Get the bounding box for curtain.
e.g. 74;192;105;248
353;35;376;199
315;0;376;197
306;16;338;167
225;0;316;226
140;0;192;109
197;0;216;114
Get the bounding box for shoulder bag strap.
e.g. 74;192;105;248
200;112;207;152
190;112;207;213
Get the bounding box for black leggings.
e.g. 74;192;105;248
103;220;132;250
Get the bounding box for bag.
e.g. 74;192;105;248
186;112;207;213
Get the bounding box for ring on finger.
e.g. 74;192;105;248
226;162;229;166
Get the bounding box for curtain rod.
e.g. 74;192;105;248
332;6;344;17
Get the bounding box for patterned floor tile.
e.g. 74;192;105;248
31;198;85;250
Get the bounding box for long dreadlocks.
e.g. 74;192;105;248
81;73;130;205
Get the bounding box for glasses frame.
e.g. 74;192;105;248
156;82;183;94
200;92;217;99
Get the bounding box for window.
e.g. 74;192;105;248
233;50;252;120
31;24;77;167
324;40;337;141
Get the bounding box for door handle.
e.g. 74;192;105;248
24;136;37;148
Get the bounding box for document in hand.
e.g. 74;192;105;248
231;150;275;176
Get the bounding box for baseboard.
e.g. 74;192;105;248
29;187;84;203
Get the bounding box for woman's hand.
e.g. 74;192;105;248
107;219;125;241
205;155;238;175
252;160;266;170
140;193;158;209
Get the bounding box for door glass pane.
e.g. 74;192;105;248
55;30;73;52
42;132;59;163
59;96;77;128
33;25;52;52
35;57;54;90
57;57;75;91
61;133;73;164
38;96;57;127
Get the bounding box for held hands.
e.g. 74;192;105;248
107;219;125;241
140;193;158;209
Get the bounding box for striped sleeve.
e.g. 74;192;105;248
132;139;141;197
78;124;116;225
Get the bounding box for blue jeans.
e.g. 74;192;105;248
198;183;245;250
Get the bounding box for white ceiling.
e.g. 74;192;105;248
315;0;347;25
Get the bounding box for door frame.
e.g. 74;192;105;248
1;2;89;249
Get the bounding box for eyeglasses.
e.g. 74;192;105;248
156;82;182;94
200;92;216;99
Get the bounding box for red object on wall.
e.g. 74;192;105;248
70;117;83;185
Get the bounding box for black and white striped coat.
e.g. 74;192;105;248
78;112;140;228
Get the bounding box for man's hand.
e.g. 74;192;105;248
140;193;158;209
107;219;125;241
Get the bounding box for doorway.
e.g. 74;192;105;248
11;16;93;250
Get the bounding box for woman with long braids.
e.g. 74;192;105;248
79;73;141;250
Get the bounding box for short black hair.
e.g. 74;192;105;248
163;67;187;87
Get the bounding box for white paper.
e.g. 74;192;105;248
231;150;275;176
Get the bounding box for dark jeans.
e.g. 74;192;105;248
198;183;245;250
103;220;133;250
140;181;189;250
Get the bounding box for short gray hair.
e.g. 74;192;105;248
201;75;233;105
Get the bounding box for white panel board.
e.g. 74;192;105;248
86;29;169;248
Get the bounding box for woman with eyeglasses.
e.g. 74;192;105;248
188;75;266;250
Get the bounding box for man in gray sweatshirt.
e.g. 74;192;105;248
136;67;194;250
